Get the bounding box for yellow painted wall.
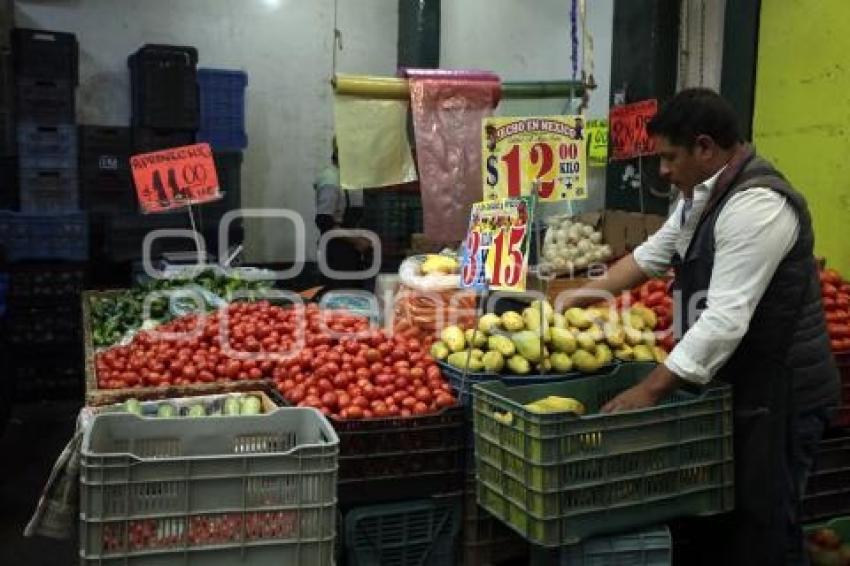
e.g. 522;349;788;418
753;0;850;277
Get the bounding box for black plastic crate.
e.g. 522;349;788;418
129;44;199;130
19;167;78;213
802;428;850;521
79;125;130;175
344;496;462;566
101;211;194;262
131;127;195;154
5;262;88;304
13;28;78;82
0;154;16;209
462;479;529;566
195;150;242;239
11;350;84;402
80;169;136;214
6;303;81;347
0;0;13;50
0;211;88;261
16;77;75;124
18;123;77;169
333;405;466;508
0;49;13;111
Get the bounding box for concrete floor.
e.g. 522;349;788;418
0;400;79;565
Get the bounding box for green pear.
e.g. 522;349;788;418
614;344;635;361
575;331;597;352
530;299;555;324
447;351;485;371
430;341;450;360
440;325;466;352
465;328;488;348
552;313;567;329
507;355;531;375
550;327;577;354
550;352;573;372
572;349;602;373
564;308;592;329
633;345;655;362
487;334;516;357
512;330;543;362
595;343;613;365
483;350;505;373
501;311;525;332
478;313;502;334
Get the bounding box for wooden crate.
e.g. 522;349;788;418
82;289;271;406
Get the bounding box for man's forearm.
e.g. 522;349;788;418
563;254;650;308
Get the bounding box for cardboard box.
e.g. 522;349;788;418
573;209;666;258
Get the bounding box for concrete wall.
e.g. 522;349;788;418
752;0;850;277
15;0;398;262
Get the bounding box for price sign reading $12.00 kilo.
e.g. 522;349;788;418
461;197;534;293
482;116;587;202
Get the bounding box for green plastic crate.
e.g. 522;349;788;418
472;363;734;547
79;407;338;565
345;497;462;566
530;524;672;565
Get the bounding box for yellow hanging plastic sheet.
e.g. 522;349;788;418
333;94;417;189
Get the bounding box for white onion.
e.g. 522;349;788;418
581;224;594;237
543;248;557;261
599;244;613;260
589;231;603;244
574;256;589;270
567;226;582;243
577;239;593;253
553;257;567;269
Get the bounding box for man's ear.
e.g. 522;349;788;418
694;134;716;157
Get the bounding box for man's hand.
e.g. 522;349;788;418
601;364;681;413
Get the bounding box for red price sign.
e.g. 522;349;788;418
609;99;658;161
460;197;533;292
130;143;221;213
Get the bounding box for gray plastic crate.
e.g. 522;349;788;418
530;525;672;565
79;407;339;565
17;123;77;169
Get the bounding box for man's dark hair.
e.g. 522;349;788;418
647;88;742;150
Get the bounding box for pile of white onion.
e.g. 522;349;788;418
540;217;613;272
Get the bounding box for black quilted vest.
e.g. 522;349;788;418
673;146;840;413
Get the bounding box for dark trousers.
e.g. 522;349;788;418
319;239;375;294
672;406;830;566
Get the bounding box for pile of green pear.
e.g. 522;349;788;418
430;300;668;376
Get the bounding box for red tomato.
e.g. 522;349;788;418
823;283;839;299
823;297;837;310
352;396;369;409
400;408;412;417
347;406;364;419
401;396;417;409
414;387;433;404
435;393;456;408
321;392;338;409
412;402;429;415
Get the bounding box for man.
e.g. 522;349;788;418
314;139;373;293
566;89;840;565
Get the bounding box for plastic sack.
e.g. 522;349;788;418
393;284;477;339
398;255;460;292
407;69;501;242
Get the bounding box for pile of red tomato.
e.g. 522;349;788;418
821;267;850;352
101;511;298;553
94;301;457;420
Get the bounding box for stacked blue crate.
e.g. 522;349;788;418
196;68;248;150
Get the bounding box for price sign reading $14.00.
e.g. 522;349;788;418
461;197;534;292
130;142;221;214
482;116;587;202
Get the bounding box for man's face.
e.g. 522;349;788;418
654;135;714;194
